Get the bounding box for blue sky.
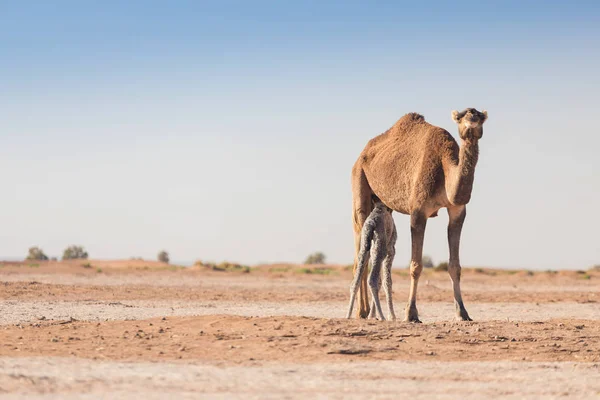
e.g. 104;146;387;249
1;1;599;268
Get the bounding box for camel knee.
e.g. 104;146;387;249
368;272;379;291
349;275;360;292
410;261;423;279
448;263;461;281
383;269;393;287
353;208;371;233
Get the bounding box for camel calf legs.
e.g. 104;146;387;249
348;200;396;321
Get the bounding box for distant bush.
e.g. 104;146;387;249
158;250;170;264
434;262;449;272
26;246;48;261
296;267;334;275
304;252;326;265
62;245;88;260
422;256;434;269
195;260;250;273
195;260;215;268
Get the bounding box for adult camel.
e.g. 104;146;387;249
351;108;488;322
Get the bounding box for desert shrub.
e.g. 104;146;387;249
434;262;449;272
63;245;88;260
592;265;600;271
217;262;250;273
158;250;170;263
297;268;312;274
304;252;326;265
26;246;49;261
196;260;250;273
422;256;434;269
296;267;334;275
269;266;292;273
81;262;92;269
195;260;215;268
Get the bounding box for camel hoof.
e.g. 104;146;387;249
456;316;473;322
456;311;473;321
456;308;472;321
404;306;420;323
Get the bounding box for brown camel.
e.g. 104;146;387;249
351;108;488;321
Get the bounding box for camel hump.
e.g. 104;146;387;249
387;112;426;134
400;112;425;123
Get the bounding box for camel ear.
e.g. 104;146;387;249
481;110;488;122
451;110;460;123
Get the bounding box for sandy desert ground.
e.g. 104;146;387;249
0;260;598;399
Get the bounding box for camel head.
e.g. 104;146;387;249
451;108;488;140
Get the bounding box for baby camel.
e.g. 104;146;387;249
347;195;397;321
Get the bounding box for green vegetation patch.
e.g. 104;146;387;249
296;267;335;275
196;260;251;273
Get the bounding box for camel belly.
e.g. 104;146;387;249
368;175;450;218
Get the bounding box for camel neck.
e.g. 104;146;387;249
447;138;479;205
458;138;479;176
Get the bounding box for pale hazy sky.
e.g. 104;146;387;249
2;1;599;269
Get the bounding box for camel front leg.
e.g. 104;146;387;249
404;213;426;323
447;205;472;321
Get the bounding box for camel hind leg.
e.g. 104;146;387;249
382;222;397;320
367;229;386;320
351;163;373;318
368;276;381;319
404;212;427;323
